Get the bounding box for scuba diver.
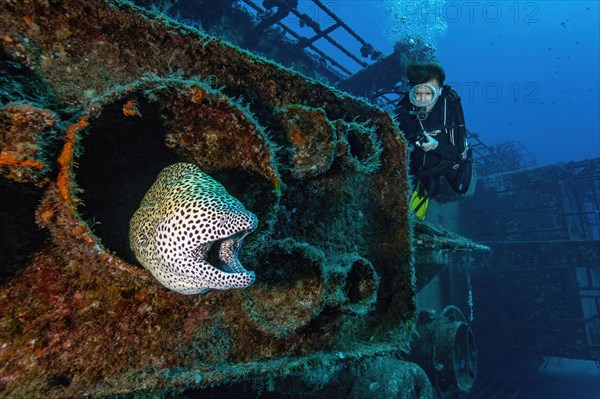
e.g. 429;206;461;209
395;63;473;220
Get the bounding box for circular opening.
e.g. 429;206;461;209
343;258;379;314
244;242;325;337
347;130;370;161
343;123;382;173
76;98;179;263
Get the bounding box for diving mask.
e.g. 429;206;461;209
409;83;441;108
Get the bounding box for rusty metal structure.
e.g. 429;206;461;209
457;159;600;397
240;0;382;74
132;0;437;104
468;137;537;178
0;1;484;398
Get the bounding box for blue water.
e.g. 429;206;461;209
519;358;600;399
293;0;600;166
436;1;600;166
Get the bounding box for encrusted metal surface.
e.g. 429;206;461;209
0;1;417;397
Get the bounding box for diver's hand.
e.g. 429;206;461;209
420;132;438;152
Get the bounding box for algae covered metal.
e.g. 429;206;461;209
0;1;426;397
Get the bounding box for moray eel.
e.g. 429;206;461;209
129;163;258;294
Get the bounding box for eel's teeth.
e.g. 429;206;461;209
191;242;211;261
218;236;247;273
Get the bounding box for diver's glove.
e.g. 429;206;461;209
420;132;438;152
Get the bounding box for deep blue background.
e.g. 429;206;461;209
288;0;600;166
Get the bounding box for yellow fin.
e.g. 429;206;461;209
410;185;430;221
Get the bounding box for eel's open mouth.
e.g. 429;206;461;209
197;229;253;274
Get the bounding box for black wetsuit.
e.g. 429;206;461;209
395;85;470;195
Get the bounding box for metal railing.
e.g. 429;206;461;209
469;136;537;177
240;0;383;77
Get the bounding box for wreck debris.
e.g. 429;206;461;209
275;104;337;179
349;357;434;399
0;1;433;397
0;102;57;183
407;308;477;393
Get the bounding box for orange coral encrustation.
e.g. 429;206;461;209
0;152;45;169
57;117;88;205
190;88;203;104
122;100;141;117
289;130;306;146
